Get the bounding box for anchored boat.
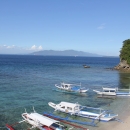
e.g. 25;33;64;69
93;87;117;96
55;82;88;93
6;108;67;130
48;101;118;122
93;87;130;96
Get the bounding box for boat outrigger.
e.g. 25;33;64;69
6;124;16;130
6;108;68;130
55;82;88;93
93;87;130;96
48;101;118;122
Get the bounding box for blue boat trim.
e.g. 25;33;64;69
43;112;97;126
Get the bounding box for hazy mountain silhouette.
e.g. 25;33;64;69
31;50;102;57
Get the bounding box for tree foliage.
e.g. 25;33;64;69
120;39;130;65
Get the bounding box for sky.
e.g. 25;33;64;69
0;0;130;56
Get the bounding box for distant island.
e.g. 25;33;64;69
30;50;102;57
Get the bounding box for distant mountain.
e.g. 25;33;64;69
30;50;102;57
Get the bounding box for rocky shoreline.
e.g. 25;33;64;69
114;60;130;72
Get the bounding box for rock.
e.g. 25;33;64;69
114;60;130;72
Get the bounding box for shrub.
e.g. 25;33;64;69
120;39;130;65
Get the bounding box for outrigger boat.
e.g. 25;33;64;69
48;101;118;122
93;87;117;96
6;108;67;130
55;82;88;93
93;87;130;96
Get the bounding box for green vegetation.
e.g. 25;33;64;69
120;39;130;65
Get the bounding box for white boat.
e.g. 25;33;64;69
48;101;118;122
93;87;117;96
21;108;67;130
55;82;88;93
93;87;130;96
6;108;70;130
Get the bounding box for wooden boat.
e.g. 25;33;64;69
48;101;118;122
93;87;130;96
6;108;67;130
55;82;88;93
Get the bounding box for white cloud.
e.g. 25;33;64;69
6;45;16;49
0;45;25;54
97;23;106;30
0;45;15;49
38;45;43;50
30;45;37;50
30;45;43;51
0;44;43;54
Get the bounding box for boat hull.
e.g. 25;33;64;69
93;90;130;96
93;90;116;96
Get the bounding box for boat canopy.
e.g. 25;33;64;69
28;113;59;127
59;102;80;108
61;83;80;87
71;86;80;91
103;87;117;91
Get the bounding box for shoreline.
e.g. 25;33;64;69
86;97;130;130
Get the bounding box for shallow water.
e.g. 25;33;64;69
0;55;130;129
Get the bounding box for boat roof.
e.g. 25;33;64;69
61;83;73;86
61;82;80;86
103;87;117;91
59;102;80;108
28;112;59;127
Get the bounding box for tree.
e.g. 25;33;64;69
120;39;130;65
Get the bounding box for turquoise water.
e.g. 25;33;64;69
0;55;130;129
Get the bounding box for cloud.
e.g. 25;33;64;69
0;45;16;49
30;45;43;51
0;44;43;54
97;23;106;30
6;45;16;49
38;45;43;50
1;45;24;50
30;45;37;50
0;45;25;54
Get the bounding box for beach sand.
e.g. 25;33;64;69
86;97;130;130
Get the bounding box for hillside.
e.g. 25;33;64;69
30;50;102;57
114;39;130;72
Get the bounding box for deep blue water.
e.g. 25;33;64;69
0;55;130;129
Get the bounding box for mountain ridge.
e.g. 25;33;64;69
30;50;103;57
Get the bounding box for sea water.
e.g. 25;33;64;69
0;55;130;129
